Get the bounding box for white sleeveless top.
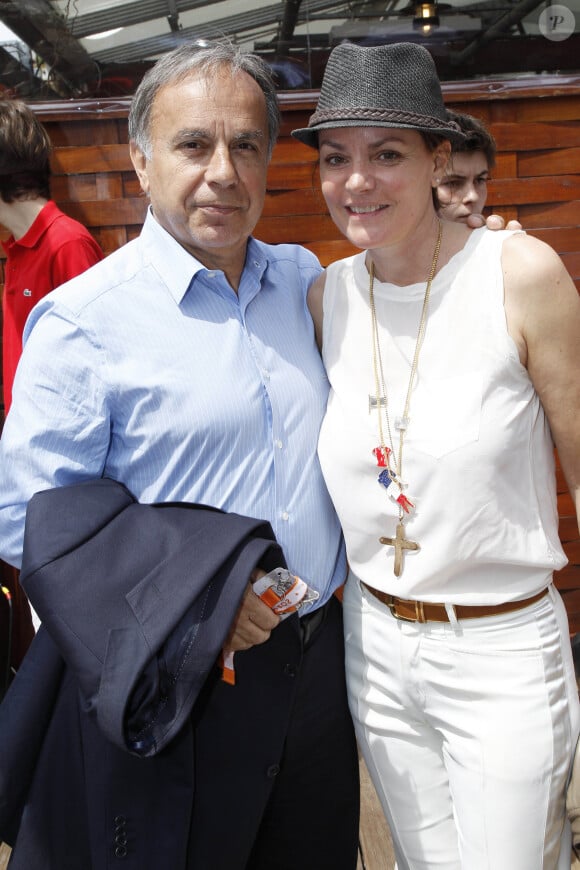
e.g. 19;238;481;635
319;228;566;603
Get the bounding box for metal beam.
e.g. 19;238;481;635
68;0;350;39
67;0;226;38
90;0;351;66
277;0;303;52
0;0;98;95
0;43;40;96
449;0;546;63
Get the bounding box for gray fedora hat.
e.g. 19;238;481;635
292;41;464;149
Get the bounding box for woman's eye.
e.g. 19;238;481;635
324;154;346;166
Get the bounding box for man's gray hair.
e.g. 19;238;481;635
128;40;280;159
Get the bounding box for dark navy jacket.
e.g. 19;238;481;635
0;478;303;869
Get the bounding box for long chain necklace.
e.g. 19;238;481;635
369;221;443;576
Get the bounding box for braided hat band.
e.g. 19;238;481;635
292;42;464;149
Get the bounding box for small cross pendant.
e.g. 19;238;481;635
380;522;419;577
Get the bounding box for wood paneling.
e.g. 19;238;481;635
0;74;578;630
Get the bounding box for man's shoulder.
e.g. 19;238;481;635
48;236;143;314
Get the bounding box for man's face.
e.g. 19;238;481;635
437;150;490;223
130;67;270;280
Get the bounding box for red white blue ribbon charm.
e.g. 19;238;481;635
377;467;415;515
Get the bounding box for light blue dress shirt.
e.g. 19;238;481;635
0;211;346;608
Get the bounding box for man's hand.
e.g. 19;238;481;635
224;579;281;652
467;213;523;231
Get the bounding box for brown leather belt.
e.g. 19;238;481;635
361;583;549;624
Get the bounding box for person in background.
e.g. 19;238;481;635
437;109;496;223
293;41;580;869
0;99;103;672
0;99;103;416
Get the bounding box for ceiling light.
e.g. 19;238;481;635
85;28;123;41
413;2;439;32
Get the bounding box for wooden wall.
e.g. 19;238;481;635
0;74;579;628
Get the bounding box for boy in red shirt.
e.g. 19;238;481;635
0;99;103;671
0;99;103;415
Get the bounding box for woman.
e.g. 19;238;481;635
292;42;580;869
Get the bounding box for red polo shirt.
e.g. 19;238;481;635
2;201;103;413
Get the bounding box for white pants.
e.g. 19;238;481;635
343;576;580;870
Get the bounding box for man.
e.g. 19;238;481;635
437;109;497;223
0;41;359;870
0;99;103;671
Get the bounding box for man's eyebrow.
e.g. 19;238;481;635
232;130;266;143
171;128;209;143
170;129;265;145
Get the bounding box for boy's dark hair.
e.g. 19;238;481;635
447;110;496;169
0;99;52;202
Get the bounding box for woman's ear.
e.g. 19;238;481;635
432;141;451;186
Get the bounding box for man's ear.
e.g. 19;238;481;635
129;141;150;195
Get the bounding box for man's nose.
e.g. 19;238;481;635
207;146;237;184
463;183;478;203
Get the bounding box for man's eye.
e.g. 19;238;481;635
440;179;462;191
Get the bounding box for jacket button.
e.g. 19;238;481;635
267;764;280;778
283;663;297;677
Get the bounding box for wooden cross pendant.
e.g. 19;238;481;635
380;522;419;577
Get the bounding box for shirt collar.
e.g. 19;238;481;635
3;200;60;253
140;208;269;305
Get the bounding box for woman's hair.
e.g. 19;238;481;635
0;100;52;202
129;40;280;159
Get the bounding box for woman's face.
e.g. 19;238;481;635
318;126;449;251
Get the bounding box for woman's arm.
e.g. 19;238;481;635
307;271;327;351
503;232;580;531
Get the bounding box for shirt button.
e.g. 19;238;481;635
281;511;289;521
284;664;297;677
266;764;280;778
275;439;283;449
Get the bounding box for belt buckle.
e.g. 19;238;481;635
386;596;426;623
